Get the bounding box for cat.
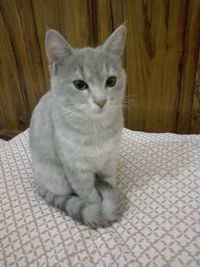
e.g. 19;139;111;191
29;24;126;228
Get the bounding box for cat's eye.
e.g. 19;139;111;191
73;80;88;90
105;76;117;87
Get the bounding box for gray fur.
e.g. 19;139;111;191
29;25;126;228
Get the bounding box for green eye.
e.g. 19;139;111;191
105;76;117;87
73;80;88;90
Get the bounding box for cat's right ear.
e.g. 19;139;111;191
45;29;72;63
102;24;126;56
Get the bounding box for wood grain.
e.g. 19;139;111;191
0;0;199;136
91;0;113;45
176;0;200;133
0;0;46;116
0;9;28;136
59;0;92;47
190;52;200;133
123;0;190;132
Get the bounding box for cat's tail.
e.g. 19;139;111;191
62;181;121;228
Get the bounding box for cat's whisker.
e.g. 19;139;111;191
122;101;135;107
122;103;135;108
122;105;134;111
122;102;135;112
123;94;136;97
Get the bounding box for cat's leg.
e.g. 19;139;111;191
98;159;117;186
63;168;102;203
33;160;73;206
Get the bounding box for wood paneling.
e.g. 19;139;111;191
0;8;28;137
124;0;200;133
0;0;199;137
176;0;200;133
0;0;46;115
190;52;200;132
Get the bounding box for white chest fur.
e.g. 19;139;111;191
55;123;122;171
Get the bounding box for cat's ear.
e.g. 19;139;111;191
45;29;72;63
102;24;127;56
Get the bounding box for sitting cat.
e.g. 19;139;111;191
29;24;126;228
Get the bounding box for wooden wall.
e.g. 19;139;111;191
0;0;199;137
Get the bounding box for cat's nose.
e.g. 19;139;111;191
95;99;107;109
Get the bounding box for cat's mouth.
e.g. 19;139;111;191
91;105;107;116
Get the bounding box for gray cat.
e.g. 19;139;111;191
29;24;126;228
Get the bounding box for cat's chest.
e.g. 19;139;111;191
56;127;121;161
86;133;119;157
77;132;120;170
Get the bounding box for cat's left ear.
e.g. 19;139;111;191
102;24;127;56
45;29;72;63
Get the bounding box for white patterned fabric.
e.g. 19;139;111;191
0;129;200;267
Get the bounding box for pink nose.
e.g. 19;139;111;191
95;99;107;109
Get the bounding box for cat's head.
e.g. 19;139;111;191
45;25;126;120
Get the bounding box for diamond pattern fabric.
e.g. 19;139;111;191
0;129;200;266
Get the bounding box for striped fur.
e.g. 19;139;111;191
37;180;121;228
